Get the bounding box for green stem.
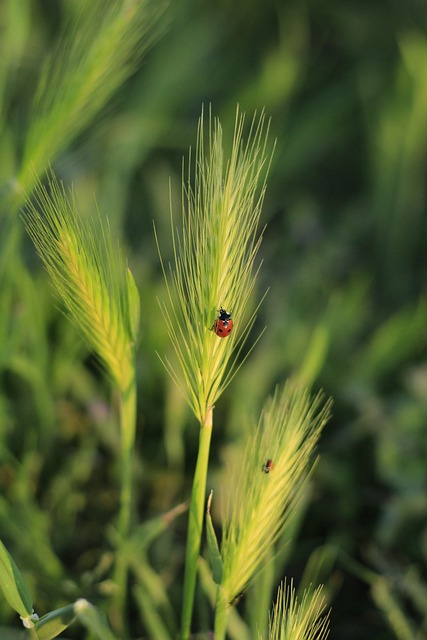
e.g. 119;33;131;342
213;586;228;640
27;625;39;640
111;376;137;638
180;406;213;640
118;377;137;536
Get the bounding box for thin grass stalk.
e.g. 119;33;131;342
157;108;273;638
371;578;415;640
24;172;140;638
213;586;228;640
27;627;38;640
110;375;137;636
180;406;213;640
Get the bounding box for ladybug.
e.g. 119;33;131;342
212;308;233;338
261;459;274;473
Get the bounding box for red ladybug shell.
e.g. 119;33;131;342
213;317;234;338
212;308;233;338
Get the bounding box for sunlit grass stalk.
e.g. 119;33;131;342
180;406;213;636
371;577;415;640
111;376;137;637
157;107;273;639
214;384;331;639
17;0;166;196
24;172;139;635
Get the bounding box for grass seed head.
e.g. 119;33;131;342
25;172;137;394
157;107;273;423
220;384;332;603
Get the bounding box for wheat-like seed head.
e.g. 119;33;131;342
259;580;330;640
220;384;331;603
19;0;166;194
156;107;273;424
25;172;137;394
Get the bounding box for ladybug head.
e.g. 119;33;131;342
218;307;232;321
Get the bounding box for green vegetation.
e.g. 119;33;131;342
1;0;427;638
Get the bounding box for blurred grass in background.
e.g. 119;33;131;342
1;0;427;638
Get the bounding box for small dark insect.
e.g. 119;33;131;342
228;592;245;607
261;458;274;473
211;307;233;338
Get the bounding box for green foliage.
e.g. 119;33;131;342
206;492;223;585
35;604;75;640
0;539;33;621
1;0;427;639
73;599;117;640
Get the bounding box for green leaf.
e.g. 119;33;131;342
133;585;173;640
0;627;26;640
35;604;75;640
127;267;141;343
123;501;188;557
355;300;427;385
297;324;330;387
0;539;33;619
206;491;223;585
74;599;117;640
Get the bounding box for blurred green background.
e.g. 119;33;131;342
2;0;427;638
